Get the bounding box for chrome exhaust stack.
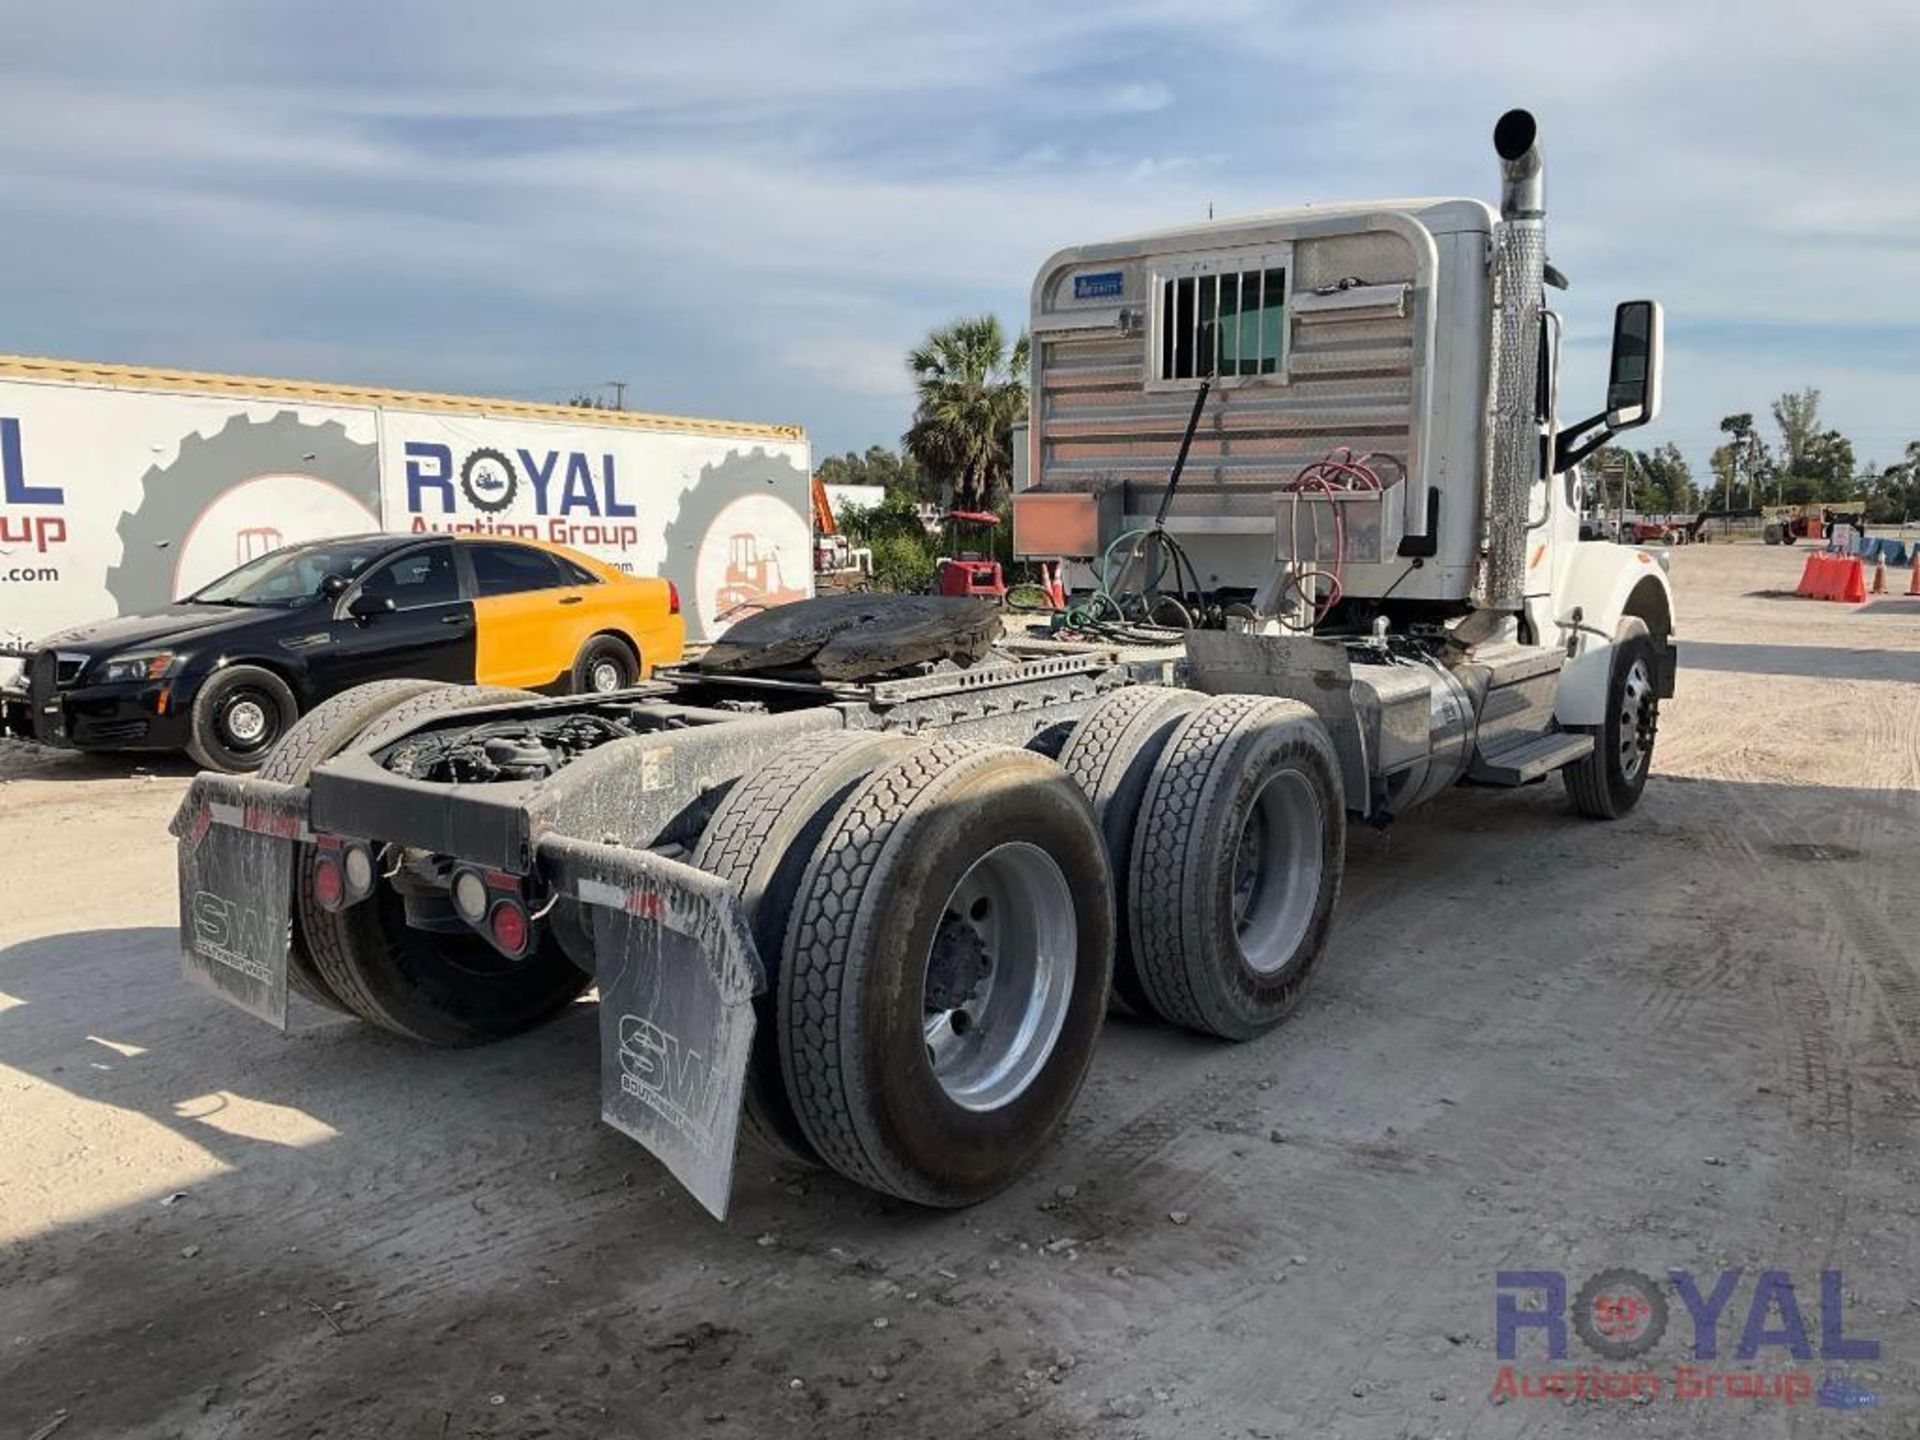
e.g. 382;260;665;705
1483;108;1545;614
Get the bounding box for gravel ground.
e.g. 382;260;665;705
2;542;1916;1438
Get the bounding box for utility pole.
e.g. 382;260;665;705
607;380;628;411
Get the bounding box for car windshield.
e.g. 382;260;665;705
188;537;395;608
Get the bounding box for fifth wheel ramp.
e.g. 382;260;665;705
693;593;1003;681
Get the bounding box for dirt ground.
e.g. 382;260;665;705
2;543;1917;1439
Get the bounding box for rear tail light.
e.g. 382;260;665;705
488;899;532;958
313;836;377;911
666;579;681;615
449;865;538;958
311;853;346;911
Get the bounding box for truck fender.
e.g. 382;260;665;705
1549;541;1676;727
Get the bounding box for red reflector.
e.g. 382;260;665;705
667;579;681;615
489;901;530;956
312;855;345;910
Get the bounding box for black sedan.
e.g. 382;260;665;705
1;532;683;771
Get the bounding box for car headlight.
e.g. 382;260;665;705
98;651;181;684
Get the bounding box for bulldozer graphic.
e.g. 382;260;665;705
713;532;808;621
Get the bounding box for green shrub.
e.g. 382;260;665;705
868;532;938;593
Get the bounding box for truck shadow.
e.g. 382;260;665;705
1682;639;1920;683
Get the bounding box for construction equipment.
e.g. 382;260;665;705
1763;503;1865;546
171;109;1676;1221
809;475;874;592
935;510;1009;600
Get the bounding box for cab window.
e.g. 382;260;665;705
358;544;459;609
469;542;568;597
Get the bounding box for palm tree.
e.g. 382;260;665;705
904;316;1030;512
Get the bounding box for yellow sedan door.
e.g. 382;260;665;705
464;540;592;691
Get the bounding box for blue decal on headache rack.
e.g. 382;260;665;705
1073;271;1125;301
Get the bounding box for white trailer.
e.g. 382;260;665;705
169;111;1674;1219
0;356;812;668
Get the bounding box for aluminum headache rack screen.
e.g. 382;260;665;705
1159;265;1287;380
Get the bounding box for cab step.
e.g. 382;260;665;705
1468;730;1594;786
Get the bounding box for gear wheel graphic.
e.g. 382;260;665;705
106;411;381;614
459;447;518;513
1572;1267;1668;1360
657;446;809;640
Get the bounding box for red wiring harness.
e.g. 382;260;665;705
1276;447;1404;626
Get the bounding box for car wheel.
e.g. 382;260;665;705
572;635;639;694
186;665;299;773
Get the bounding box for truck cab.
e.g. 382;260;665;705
1015;108;1674;821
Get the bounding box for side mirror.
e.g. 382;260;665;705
1554;298;1665;473
319;573;351;598
1604;299;1663;430
347;593;396;620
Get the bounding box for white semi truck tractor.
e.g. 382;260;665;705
172;110;1673;1218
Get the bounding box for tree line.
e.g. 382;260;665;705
1709;389;1919;521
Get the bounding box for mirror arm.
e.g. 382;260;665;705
1554;412;1614;474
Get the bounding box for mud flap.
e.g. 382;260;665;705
539;835;765;1221
168;774;309;1029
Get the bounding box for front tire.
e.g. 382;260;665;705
779;743;1114;1206
1562;625;1659;820
186;665;299;773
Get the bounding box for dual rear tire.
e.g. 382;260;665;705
777;742;1114;1205
1063;687;1347;1041
696;735;1115;1205
264;681;591;1044
720;693;1345;1202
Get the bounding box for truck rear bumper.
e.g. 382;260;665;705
171;773;764;1220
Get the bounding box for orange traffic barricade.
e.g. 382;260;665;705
1796;553;1869;603
1796;554;1823;597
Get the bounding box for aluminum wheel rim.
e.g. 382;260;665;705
1231;769;1323;976
921;841;1076;1113
1619;657;1655;781
589;659;624;693
224;697;270;746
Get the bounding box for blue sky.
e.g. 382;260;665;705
4;1;1917;480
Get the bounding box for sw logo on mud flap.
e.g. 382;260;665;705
191;890;277;985
617;1014;724;1155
